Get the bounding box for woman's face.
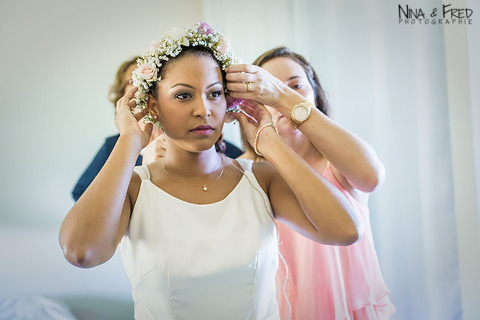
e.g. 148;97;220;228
123;63;137;94
261;57;316;132
152;54;226;152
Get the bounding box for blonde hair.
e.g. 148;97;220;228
108;56;140;108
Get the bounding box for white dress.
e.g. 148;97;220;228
120;159;280;320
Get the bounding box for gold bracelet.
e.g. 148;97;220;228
253;122;277;157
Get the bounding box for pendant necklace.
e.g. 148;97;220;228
162;158;225;192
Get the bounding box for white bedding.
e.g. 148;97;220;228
0;294;77;320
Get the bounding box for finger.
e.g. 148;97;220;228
226;82;256;93
225;64;258;74
229;110;251;130
143;122;153;137
225;72;256;83
227;90;257;100
128;99;137;110
240;99;258;110
117;86;139;111
150;127;163;140
255;104;274;123
240;109;258;124
239;106;257;121
240;100;261;115
124;86;138;99
133;108;149;121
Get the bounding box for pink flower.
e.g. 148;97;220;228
198;21;213;35
217;36;230;55
137;63;157;81
226;96;244;110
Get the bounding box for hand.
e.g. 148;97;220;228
226;64;288;107
115;86;153;149
142;129;167;165
229;100;277;153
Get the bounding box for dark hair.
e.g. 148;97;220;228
151;46;227;153
253;46;330;117
151;46;226;96
108;56;141;108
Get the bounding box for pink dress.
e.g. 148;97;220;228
276;164;395;320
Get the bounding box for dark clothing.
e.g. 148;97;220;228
71;134;244;201
71;135;140;201
223;140;244;159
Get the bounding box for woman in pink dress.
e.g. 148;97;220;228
226;46;396;320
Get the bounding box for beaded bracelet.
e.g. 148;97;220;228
253;122;278;157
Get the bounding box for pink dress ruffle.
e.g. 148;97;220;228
276;165;395;320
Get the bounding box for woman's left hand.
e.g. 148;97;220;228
226;64;288;107
142;130;168;165
229;100;278;154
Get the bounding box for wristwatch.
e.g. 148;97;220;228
290;100;313;128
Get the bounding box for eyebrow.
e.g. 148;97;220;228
171;81;222;90
287;75;305;81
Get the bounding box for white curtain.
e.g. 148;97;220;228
0;0;477;318
205;0;480;319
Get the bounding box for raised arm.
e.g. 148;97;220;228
230;102;363;245
267;90;384;193
59;87;152;268
226;64;385;194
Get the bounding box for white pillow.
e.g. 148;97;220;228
0;294;77;320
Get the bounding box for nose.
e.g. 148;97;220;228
193;97;212;119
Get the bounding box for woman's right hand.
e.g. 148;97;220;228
225;64;290;107
115;86;153;149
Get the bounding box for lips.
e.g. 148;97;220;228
190;125;214;135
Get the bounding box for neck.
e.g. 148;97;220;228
163;144;223;178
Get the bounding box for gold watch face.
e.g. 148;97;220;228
292;102;311;122
292;104;310;122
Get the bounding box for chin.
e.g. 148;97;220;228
183;140;218;154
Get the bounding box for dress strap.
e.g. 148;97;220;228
235;158;253;171
134;165;151;181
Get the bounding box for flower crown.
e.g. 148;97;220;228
132;21;241;123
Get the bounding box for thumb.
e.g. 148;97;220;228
229;111;249;130
144;122;153;138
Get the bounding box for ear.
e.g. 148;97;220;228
146;94;163;127
147;94;159;120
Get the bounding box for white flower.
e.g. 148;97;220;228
165;27;186;41
147;40;161;52
135;91;146;99
180;37;189;46
217;36;230;55
132;21;238;123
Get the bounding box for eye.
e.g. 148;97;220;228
174;92;192;100
291;83;304;90
208;90;223;99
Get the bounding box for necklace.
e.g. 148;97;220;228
162;158;225;192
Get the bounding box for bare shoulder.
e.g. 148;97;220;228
251;161;277;194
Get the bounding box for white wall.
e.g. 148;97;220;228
206;0;479;319
448;1;480;319
1;0;479;319
0;0;204;309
